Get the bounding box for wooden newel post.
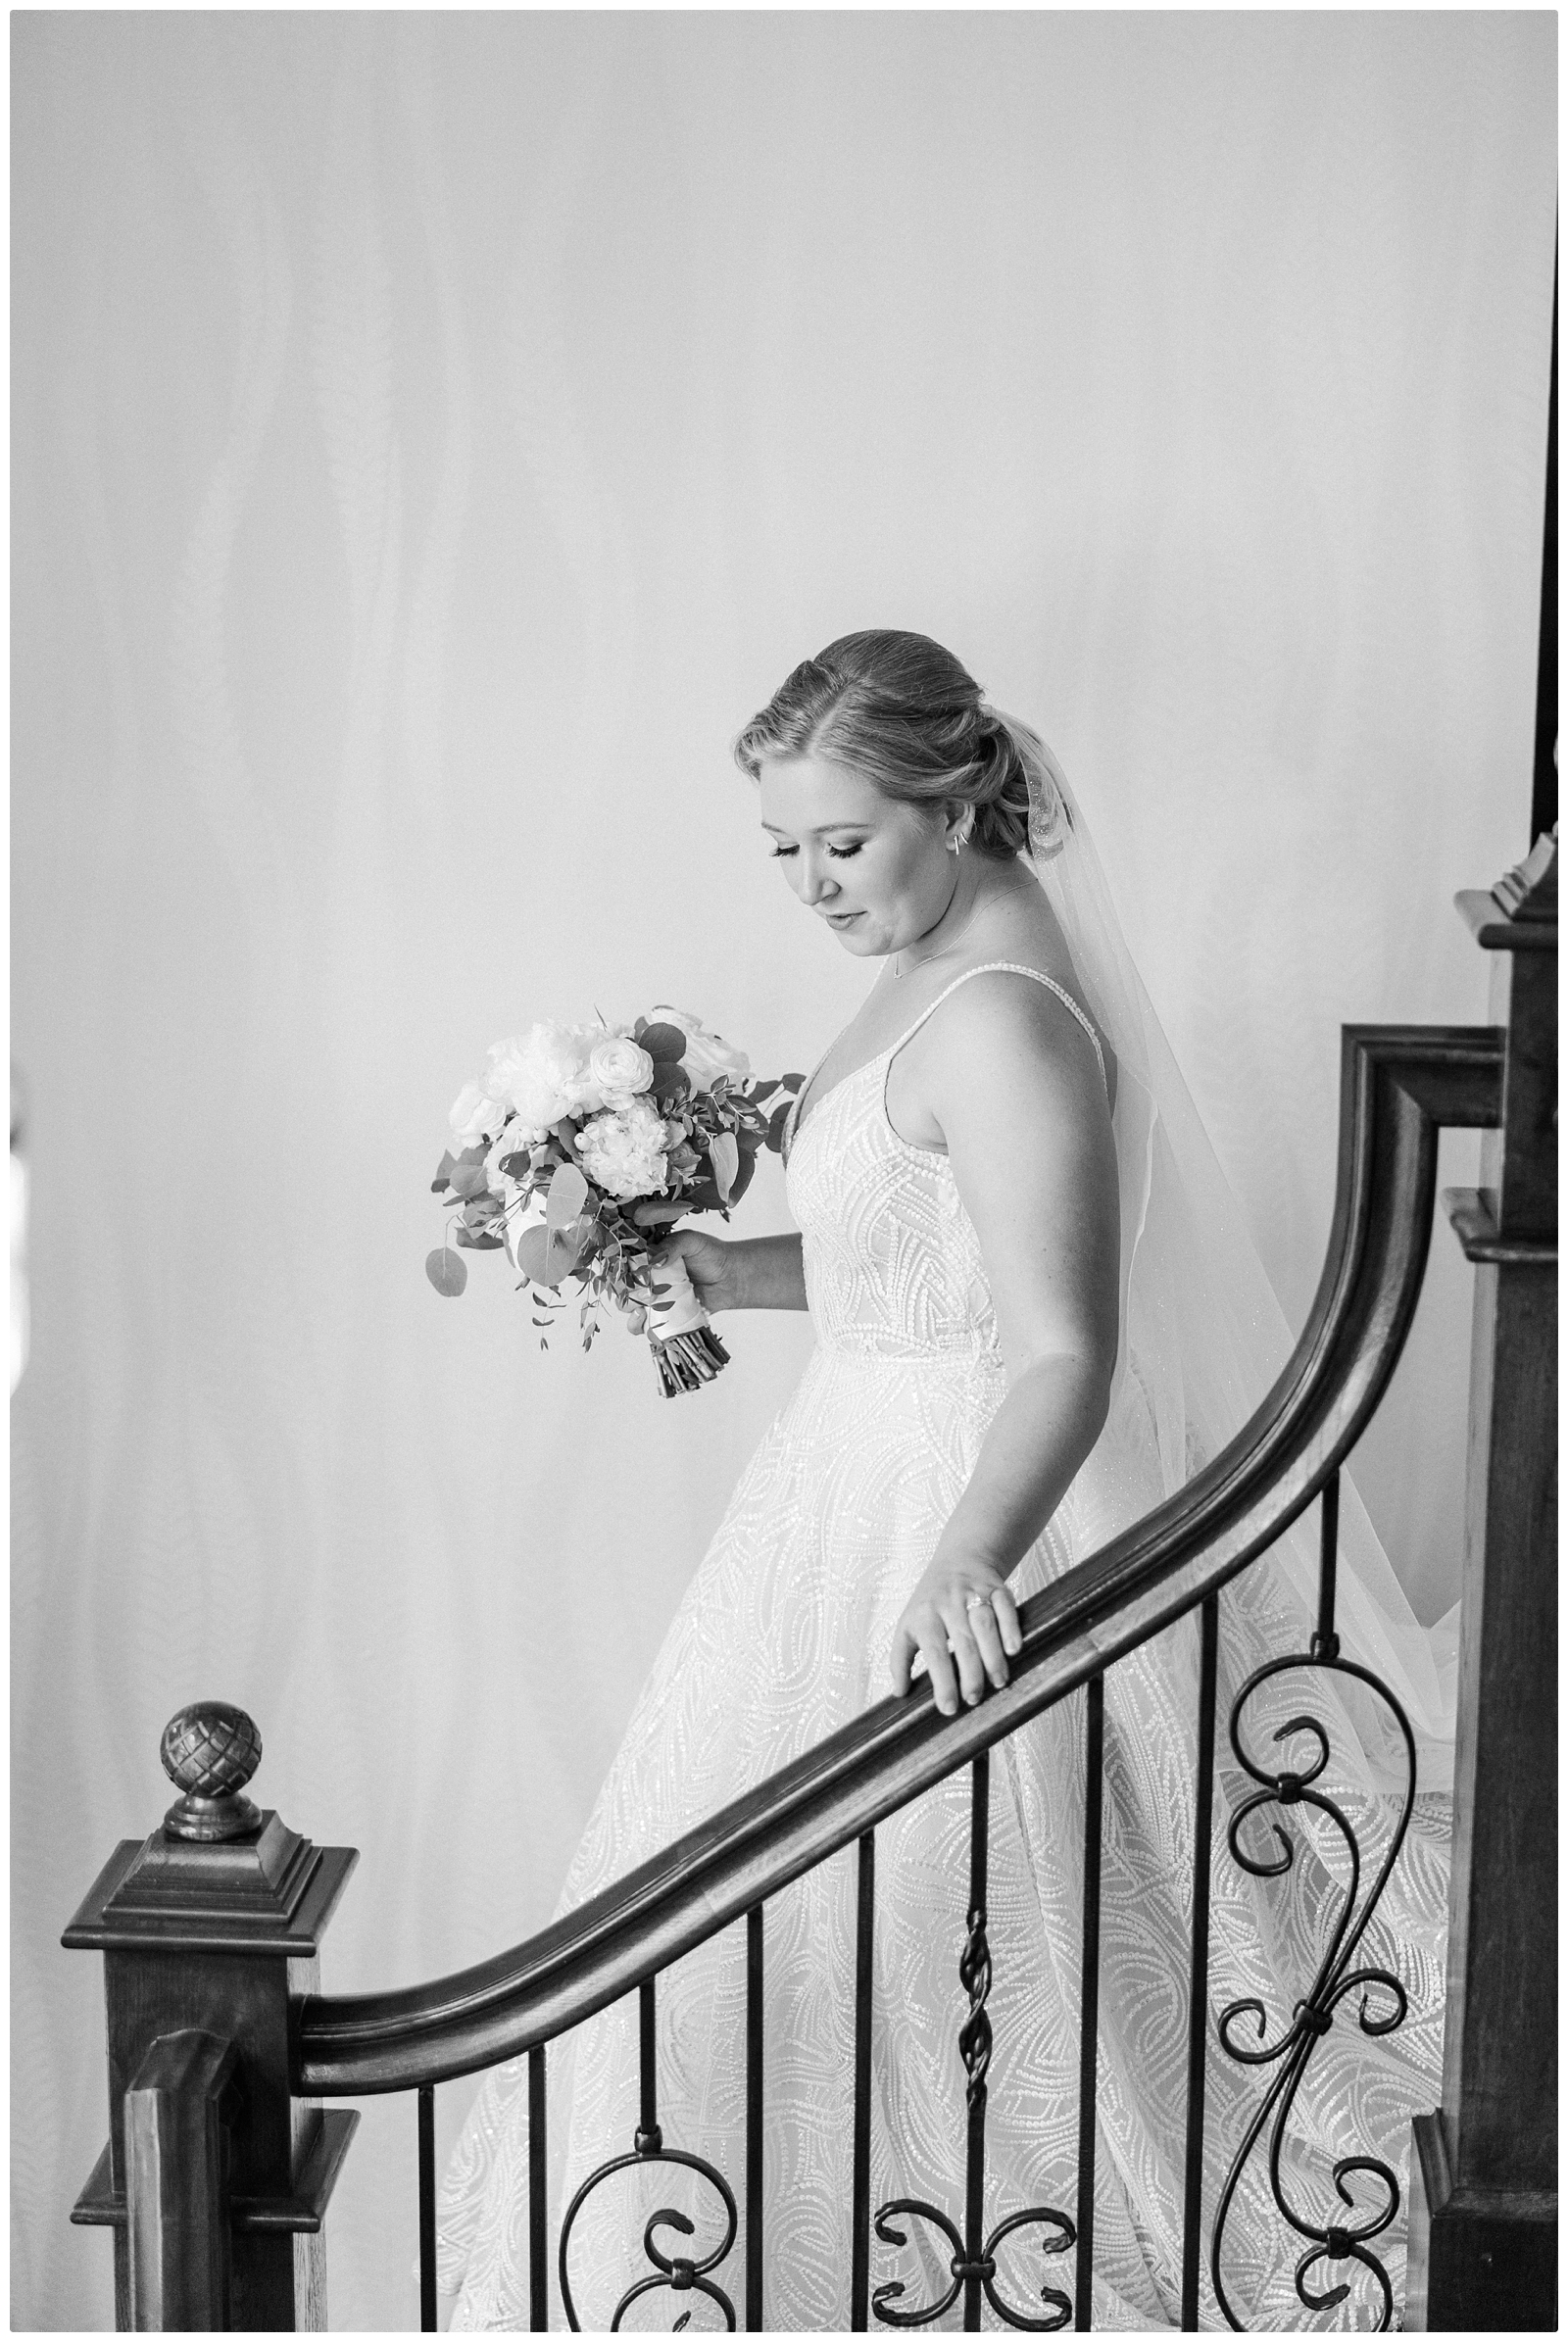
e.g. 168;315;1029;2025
64;1703;360;2330
1406;833;1558;2330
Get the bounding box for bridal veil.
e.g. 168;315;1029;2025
1004;713;1454;1789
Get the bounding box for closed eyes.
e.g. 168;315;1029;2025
768;842;864;860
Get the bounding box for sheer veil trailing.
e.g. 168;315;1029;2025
1001;709;1456;1790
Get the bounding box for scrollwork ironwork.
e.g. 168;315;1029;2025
872;2200;1075;2331
558;2142;738;2332
1211;1649;1416;2332
873;1759;1076;2332
956;1896;993;2103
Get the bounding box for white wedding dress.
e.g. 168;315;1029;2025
438;959;1451;2334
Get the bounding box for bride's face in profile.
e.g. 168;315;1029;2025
757;755;957;961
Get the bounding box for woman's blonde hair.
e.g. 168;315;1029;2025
733;629;1034;859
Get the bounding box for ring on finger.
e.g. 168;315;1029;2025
964;1592;995;1613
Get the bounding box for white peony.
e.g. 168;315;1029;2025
588;1034;656;1108
650;1005;751;1092
482;1022;609;1135
449;1080;509;1153
575;1094;669;1200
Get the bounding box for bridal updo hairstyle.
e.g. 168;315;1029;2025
733;630;1035;860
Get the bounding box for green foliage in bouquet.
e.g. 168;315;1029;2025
426;1012;802;1394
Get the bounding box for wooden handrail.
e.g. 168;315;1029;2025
296;1025;1501;2098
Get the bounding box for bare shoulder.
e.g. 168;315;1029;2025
886;959;1110;1152
925;967;1105;1098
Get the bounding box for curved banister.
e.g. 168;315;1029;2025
297;1026;1500;2096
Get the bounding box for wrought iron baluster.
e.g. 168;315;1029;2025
1210;1474;1413;2333
853;1831;875;2331
874;1755;1074;2332
1313;1471;1341;1661
529;2045;548;2332
1181;1595;1220;2329
559;1970;739;2331
746;1905;763;2332
417;2084;437;2333
960;1753;993;2333
1074;1675;1104;2332
637;1977;662;2150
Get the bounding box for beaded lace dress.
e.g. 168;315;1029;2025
437;955;1450;2334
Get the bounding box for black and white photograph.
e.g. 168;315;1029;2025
11;8;1556;2334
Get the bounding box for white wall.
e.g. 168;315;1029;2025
12;13;1554;2330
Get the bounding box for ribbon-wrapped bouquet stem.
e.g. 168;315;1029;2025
428;1007;802;1395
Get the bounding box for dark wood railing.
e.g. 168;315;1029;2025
289;1027;1496;2099
63;846;1556;2331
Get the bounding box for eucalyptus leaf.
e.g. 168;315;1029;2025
449;1162;491;1199
651;1062;691;1103
709;1131;739;1203
779;1072;806;1094
546;1161;590;1229
514;1224;557;1287
631;1200;686;1226
640;1021;688;1063
764;1099;793;1152
425;1248;467;1296
727;1147;758;1209
544;1220;587;1283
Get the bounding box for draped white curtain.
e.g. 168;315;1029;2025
12;13;1553;2330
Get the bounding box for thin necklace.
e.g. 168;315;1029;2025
894;869;978;978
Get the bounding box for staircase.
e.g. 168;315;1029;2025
63;840;1557;2331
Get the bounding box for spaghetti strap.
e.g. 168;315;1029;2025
785;959;1107;1162
886;961;1107;1094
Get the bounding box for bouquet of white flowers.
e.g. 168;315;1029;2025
428;1007;803;1395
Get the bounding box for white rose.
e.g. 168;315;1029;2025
558;1022;617;1112
449;1080;509;1153
650;1005;750;1092
575;1094;669;1200
589;1034;655;1106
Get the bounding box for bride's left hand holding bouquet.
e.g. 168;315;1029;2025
428;1008;803;1396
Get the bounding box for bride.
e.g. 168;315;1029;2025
438;632;1452;2331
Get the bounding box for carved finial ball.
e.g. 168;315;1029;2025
160;1703;263;1800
